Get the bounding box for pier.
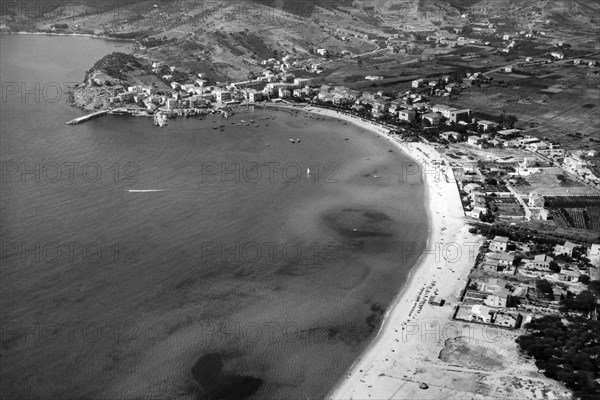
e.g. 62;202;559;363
65;110;109;125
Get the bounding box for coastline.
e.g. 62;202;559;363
269;104;487;399
0;31;134;43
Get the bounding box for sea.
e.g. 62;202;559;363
0;34;428;400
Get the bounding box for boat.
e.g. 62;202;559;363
289;139;296;143
307;168;310;177
374;175;380;178
296;138;301;143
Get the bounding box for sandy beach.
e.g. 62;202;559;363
269;104;570;400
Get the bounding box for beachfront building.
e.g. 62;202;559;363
464;183;482;194
215;90;231;103
470;304;492;323
245;89;263;102
440;131;462;142
398;110;416;122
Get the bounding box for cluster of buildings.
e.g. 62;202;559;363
454;236;596;329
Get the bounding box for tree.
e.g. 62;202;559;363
536;279;554;297
549;261;561;273
578;274;590;284
562;290;596;313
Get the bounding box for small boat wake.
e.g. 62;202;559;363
126;189;171;193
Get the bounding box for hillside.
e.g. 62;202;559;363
1;0;597;82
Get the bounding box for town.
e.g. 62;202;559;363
6;0;598;397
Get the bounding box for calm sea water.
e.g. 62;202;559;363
0;35;428;399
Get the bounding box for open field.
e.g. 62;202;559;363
439;145;547;165
511;167;597;196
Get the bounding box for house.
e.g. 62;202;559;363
490;236;509;252
481;252;514;272
412;78;425;88
471;304;492;323
373;99;390;112
552;287;568;302
477;120;499;131
528;142;549;151
449;109;471;124
440;131;462;141
463;183;482;194
505;65;514;73
496;129;520;139
422;113;443;125
469;197;488;218
559;269;581;282
398;110;416;122
494;312;521;328
550;51;564;60
468;135;484;146
554;241;578;257
432;104;455;118
316;48;328;56
532;254;553;269
293;77;312;87
485;288;510;307
519;137;540;146
489;252;515;267
528;192;545;207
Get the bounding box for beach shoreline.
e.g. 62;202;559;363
265;103;489;399
0;31;134;43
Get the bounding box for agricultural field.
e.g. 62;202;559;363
448;63;600;152
545;197;600;232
